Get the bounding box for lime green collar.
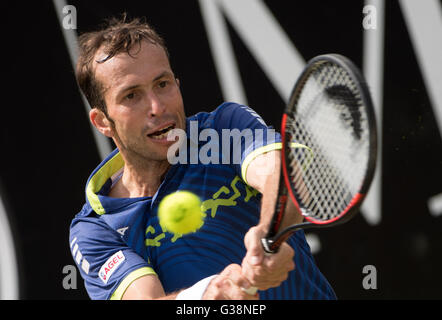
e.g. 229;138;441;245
86;152;125;215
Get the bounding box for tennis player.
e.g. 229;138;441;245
69;16;336;300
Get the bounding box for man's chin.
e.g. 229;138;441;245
117;144;171;165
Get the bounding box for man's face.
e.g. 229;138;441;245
94;41;186;163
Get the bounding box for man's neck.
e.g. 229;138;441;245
109;159;171;198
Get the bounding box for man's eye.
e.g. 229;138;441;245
158;81;168;88
126;93;135;100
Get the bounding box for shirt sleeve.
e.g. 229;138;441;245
213;102;282;184
69;217;156;300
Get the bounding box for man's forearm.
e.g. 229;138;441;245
246;150;304;230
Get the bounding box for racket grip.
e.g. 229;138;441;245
261;237;279;254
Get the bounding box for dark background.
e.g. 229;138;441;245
1;0;441;299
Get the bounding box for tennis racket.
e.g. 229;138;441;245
246;54;377;294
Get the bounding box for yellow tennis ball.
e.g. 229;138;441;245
158;191;205;235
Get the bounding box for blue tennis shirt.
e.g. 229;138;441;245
69;102;336;300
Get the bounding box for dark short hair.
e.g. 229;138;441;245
75;15;169;115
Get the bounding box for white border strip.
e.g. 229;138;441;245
198;0;248;105
428;193;442;217
399;0;442;140
0;192;19;299
217;0;305;102
362;0;385;226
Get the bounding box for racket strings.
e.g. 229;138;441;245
285;61;370;222
289;126;352;221
289;122;352;220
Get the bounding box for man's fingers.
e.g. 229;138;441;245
263;246;295;272
217;264;258;299
244;226;266;266
222;278;259;300
202;276;229;300
223;264;253;291
205;273;258;300
245;242;263;266
242;242;295;290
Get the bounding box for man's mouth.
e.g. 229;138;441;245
147;123;176;140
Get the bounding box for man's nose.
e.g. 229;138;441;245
147;93;165;118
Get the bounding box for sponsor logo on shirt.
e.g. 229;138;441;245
98;250;125;284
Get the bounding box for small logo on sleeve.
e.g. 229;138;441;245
98;250;125;284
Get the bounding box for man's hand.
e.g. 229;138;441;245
202;264;259;300
242;225;295;291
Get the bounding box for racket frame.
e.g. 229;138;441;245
261;54;378;254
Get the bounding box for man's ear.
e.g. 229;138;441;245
175;78;180;87
89;108;113;138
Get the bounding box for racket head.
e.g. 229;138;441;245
281;53;377;228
